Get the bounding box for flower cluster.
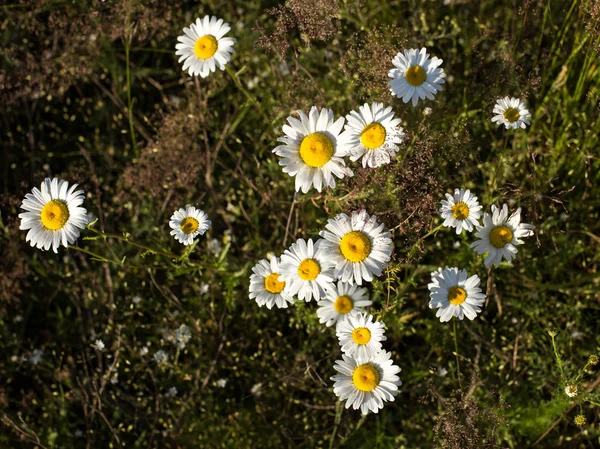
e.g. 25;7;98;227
428;189;535;322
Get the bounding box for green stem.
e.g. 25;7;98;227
453;319;462;389
88;227;178;259
551;334;566;382
225;65;270;123
124;28;137;157
68;245;130;267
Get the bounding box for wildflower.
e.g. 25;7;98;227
470;204;535;268
437;367;448;377
491;97;531;129
428;267;486;322
132;295;142;305
388;47;446;106
565;384;578;397
174;324;192;349
93;339;105;351
207;238;222;256
175;16;235;78
169;206;211;246
110;375;119;385
272;106;353;193
199;284;210;295
139;346;149;356
547;329;558;337
19;177;89;253
336;313;387;359
250;383;262;397
216;378;228;388
423;107;433;116
589;354;599;366
165;387;178;398
340;102;405;168
317;281;372;328
279;238;335;302
318;210;392;285
29;349;44;365
574;414;586;427
331;350;402;414
249;257;295;309
439;188;482;234
153;350;168;365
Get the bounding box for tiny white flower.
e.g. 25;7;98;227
139;346;149;356
29;349;44;365
154;350;168;365
174;324;192;349
437;367;448;377
199;283;210;295
216;378;228;388
132;295;142;305
491;97;531;129
250;383;262;397
423;107;433;116
165;386;178;398
93;339;105;351
110;374;119;385
207;238;222;256
565;384;578;398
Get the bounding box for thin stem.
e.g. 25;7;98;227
68;245;130;268
551;334;566;382
87;226;179;259
329;401;343;449
453;319;462;389
124;14;137;157
225;65;270;123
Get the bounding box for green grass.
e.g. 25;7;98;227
1;0;599;448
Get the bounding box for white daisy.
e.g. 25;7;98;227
388;47;446;106
439;188;482;234
331;349;402;414
278;238;335;302
93;339;105;351
336;312;387;359
175;16;235;78
273;106;353;193
340;102;405;168
319;210;393;285
19;177;89;253
249;257;295;309
491;97;531;129
317;281;372;328
470;204;535;268
428;267;486;323
169;206;211;246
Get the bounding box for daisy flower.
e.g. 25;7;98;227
175;16;235;78
249;257;295;309
340;102;405;168
317;281;372;328
428;267;486;323
279;238;335;302
439;188;482;234
491;97;531;129
319;210;392;285
470;204;535;268
331;349;402;414
169;206;211;246
19;177;89;253
388;47;446;106
273;106;353;193
337;312;386;359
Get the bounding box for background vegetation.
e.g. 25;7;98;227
1;0;599;447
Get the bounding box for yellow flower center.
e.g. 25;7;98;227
333;295;353;314
448;286;467;305
340;231;371;263
351;327;371;345
180;217;200;235
299;132;334;168
264;273;285;294
452;202;470;220
489;225;513;248
352;363;380;392
194;35;218;59
360;122;386;149
40;200;70;230
503;108;520;123
297;258;321;281
405;65;427;86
